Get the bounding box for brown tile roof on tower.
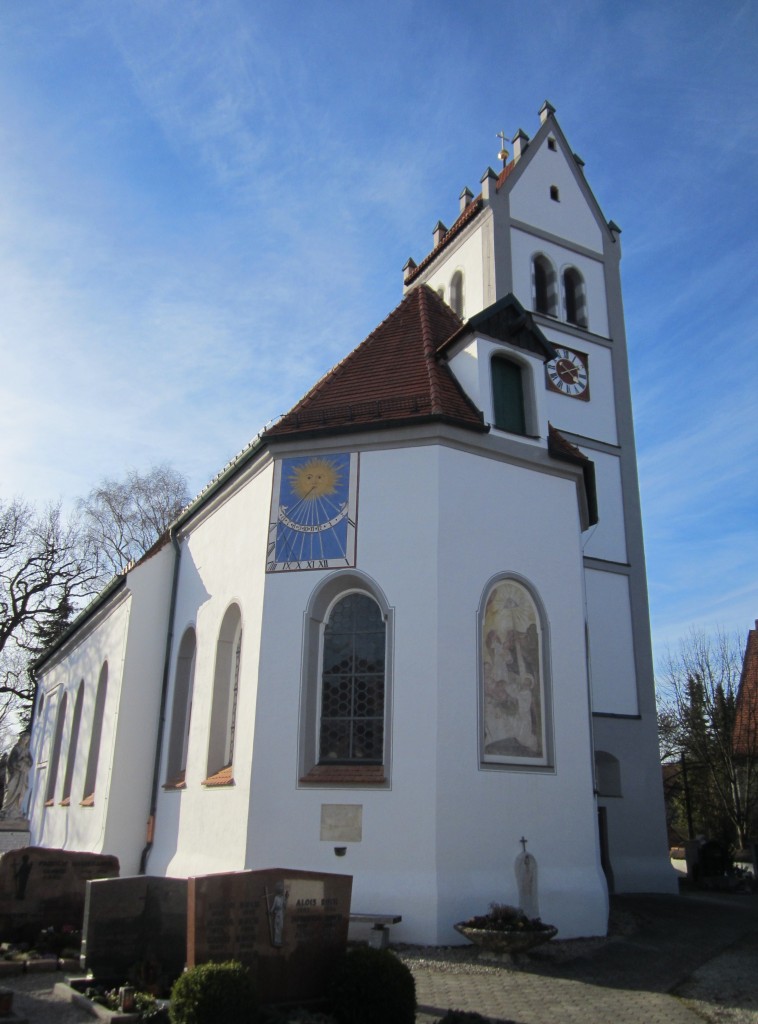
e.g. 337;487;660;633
734;620;758;757
265;285;486;440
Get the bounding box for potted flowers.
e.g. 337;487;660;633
454;903;557;956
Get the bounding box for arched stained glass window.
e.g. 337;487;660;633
319;593;385;764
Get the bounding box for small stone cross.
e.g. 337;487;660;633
520;836;528;853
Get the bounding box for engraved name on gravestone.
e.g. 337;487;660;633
0;847;119;941
81;876;188;993
188;868;352;1006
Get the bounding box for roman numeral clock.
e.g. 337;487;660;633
266;453;359;572
545;346;589;401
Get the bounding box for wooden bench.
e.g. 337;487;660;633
349;913;402;948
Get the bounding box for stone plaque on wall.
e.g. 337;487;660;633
188;868;352;1005
81;876;187;993
0;847;119;942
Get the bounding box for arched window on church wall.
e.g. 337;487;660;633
82;662;108;806
299;572;393;786
532;254;558;317
563;266;588;328
166;627;197;788
319;593;386;765
45;690;68;805
449;270;464;317
205;605;242;783
61;681;84;805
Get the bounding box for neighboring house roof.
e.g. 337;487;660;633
734;620;758;757
264;285;487;441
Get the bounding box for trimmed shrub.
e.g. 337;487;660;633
329;946;415;1024
169;960;257;1024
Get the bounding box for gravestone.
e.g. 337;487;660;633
188;868;352;1006
0;847;119;942
81;876;187;994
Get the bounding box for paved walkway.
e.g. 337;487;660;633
405;892;758;1024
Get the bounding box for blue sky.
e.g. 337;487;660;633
1;0;755;669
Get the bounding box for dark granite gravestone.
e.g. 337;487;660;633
81;876;188;994
188;868;352;1006
0;847;119;942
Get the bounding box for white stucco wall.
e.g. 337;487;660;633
579;450;627;563
585;568;639;716
421;223;487;321
102;545;175;873
232;440;608;943
509;140;604;255
148;459;274;879
30;589;132;858
433;444;607;939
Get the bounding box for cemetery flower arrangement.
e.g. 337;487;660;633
460;903;553;933
85;985;169;1023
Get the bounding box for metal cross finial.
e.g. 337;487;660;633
496;130;509;167
520;836;528;853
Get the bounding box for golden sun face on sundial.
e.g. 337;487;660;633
289;458;341;501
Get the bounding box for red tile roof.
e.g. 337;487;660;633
734;621;758;757
265;285;486;440
202;765;235;787
404;160;517;286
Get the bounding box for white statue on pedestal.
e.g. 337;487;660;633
514;836;539;920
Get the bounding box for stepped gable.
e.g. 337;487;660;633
265;285;486;440
404;161;518;286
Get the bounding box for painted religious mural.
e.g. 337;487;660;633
267;453;359;572
480;578;549;767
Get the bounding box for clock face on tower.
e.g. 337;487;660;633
267;452;359;572
545;346;589;400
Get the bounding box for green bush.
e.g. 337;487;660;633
169;960;257;1024
329;946;415;1024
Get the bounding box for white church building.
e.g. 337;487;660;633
28;102;675;943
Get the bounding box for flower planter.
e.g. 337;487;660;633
454;922;557;956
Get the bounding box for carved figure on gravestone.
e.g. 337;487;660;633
514;837;539;920
14;853;32;900
1;733;32;820
265;882;288;947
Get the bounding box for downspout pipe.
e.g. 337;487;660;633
139;527;182;874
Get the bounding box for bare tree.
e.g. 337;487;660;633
77;464;190;583
657;627;757;849
0;499;97;723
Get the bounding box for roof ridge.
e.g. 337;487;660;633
282;288;424;420
417;286;443;415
